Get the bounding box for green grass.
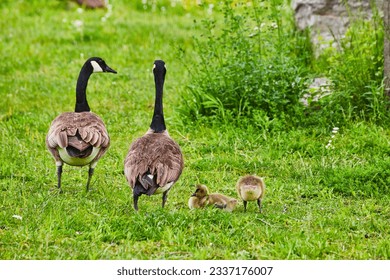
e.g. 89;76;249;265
1;0;389;260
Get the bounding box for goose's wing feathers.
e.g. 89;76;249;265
46;112;110;153
124;133;183;189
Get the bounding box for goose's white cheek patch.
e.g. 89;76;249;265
91;61;103;73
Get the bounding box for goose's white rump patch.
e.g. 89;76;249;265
58;146;101;166
154;181;174;194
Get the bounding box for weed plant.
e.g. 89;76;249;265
312;2;388;124
179;0;312;127
180;0;389;128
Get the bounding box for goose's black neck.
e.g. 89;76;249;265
75;62;93;112
150;63;166;133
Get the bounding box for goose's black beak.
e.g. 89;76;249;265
191;193;196;197
105;65;117;74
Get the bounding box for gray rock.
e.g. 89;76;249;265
292;0;382;54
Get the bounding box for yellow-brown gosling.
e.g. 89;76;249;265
189;184;237;212
236;175;265;212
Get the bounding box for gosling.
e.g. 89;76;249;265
188;184;237;212
236;175;265;212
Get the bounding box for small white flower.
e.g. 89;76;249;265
72;20;84;30
12;215;22;220
207;4;214;14
77;8;83;14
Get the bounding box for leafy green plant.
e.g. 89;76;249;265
179;0;312;126
315;3;388;123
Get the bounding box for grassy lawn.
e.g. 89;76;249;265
0;0;389;260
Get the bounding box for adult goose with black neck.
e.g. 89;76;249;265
46;57;117;192
124;60;184;211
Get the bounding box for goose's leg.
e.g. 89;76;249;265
86;162;98;191
86;166;94;191
56;164;63;193
243;200;248;212
257;198;262;213
133;182;145;211
162;190;169;208
133;193;140;211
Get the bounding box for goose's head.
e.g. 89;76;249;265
153;60;166;76
87;57;117;74
191;184;209;199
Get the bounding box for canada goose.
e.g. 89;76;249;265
46;57;117;192
236;175;265;212
189;184;238;212
124;60;184;211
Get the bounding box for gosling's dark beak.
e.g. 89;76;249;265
105;65;117;74
191;193;196;197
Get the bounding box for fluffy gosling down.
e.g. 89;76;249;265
46;57;116;192
124;60;184;211
236;175;265;212
188;184;238;212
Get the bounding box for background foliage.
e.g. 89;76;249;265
179;0;388;127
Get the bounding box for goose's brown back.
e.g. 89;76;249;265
46;112;110;163
124;131;183;189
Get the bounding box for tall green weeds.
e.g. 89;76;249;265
315;2;388;123
179;0;388;128
179;0;312;128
